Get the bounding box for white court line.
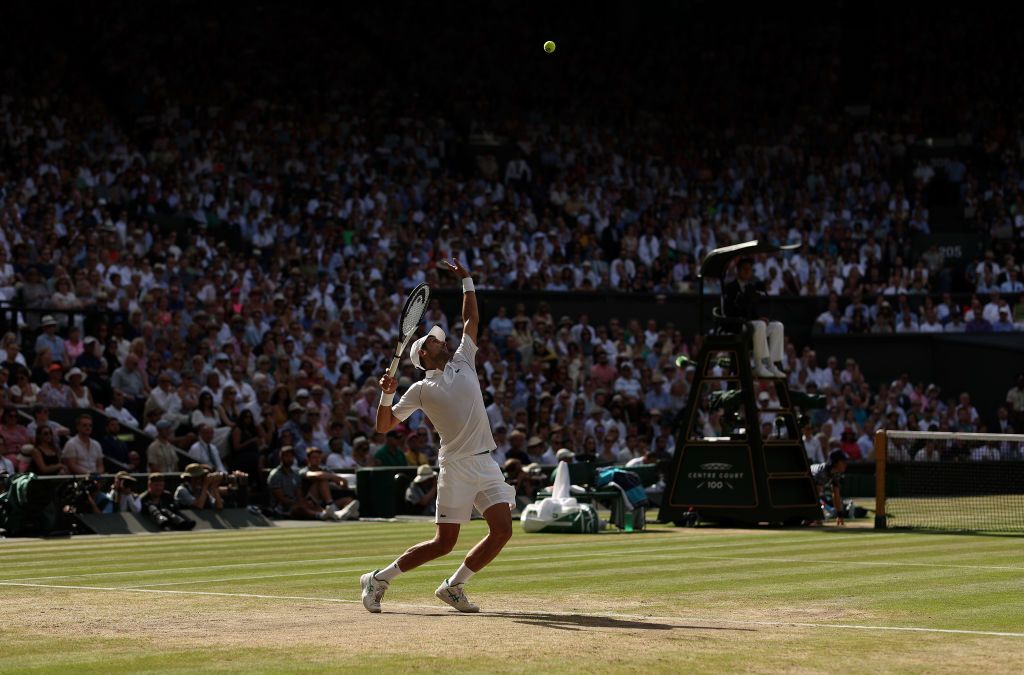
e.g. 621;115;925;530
1;581;1021;639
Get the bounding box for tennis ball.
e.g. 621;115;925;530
544;40;556;54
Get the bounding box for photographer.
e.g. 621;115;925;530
174;463;224;511
106;471;142;513
139;474;196;531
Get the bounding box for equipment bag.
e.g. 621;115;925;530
521;501;600;534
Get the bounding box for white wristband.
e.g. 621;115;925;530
380;392;394;407
462;277;475;293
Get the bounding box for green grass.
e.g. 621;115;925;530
1;521;1022;673
885;495;1024;533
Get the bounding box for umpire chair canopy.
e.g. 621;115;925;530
697;240;802;336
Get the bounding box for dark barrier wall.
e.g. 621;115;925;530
434;290;1024;424
813;335;1024;425
432;290;1000;346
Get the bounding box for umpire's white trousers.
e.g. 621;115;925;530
750;320;784;363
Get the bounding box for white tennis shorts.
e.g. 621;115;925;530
435;453;516;524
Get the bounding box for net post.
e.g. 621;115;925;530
874;429;887;529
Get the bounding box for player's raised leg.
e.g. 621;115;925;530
435;501;513;613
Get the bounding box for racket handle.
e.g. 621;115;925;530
387;356;401;378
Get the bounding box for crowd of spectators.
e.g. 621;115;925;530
1;4;1023;510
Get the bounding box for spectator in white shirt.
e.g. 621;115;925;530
61;415;105;474
188;424;227;474
104;389;141;429
918;308;944;333
1000;269;1024;294
147;373;186;427
802;423;824;464
895;313;919;333
612;363;643;401
982;291;1004;324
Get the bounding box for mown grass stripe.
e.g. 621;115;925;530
8;535;1015;584
4;530;1021;584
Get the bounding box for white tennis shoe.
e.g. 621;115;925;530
335;500;360;521
435;579;480;613
360;571;388;613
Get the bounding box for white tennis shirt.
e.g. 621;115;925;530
392;334;495;465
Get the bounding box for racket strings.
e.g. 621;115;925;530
401;286;429;337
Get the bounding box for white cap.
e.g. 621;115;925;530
410;326;446;370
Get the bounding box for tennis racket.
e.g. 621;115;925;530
387;282;430;377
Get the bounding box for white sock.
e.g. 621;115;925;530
449;563;475;586
374;562;403;583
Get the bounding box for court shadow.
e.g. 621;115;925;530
488;611;755;633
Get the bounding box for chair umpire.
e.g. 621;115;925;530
722;257;786;379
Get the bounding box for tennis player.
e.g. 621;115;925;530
360;259;515;613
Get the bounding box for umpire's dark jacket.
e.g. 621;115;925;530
721;279;765;319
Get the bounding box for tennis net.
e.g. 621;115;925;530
874;430;1024;534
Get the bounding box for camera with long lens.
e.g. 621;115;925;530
144;504;196;531
59;477;100;514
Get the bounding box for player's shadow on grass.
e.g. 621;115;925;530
489;611;755;633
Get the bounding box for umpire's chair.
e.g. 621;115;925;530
658;240;821;527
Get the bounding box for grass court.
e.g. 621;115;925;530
1;521;1022;673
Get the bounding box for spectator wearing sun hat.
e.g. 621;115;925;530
34;315;67;366
405;464;438;516
526;435;556;465
349;435;378;468
36;363;70;408
64;367;95;409
75;335;109;386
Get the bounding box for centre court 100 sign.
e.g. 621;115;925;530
671;445;757;507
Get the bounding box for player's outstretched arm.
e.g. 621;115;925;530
443;258;478;344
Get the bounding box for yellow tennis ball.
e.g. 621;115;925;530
544;40;556;54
